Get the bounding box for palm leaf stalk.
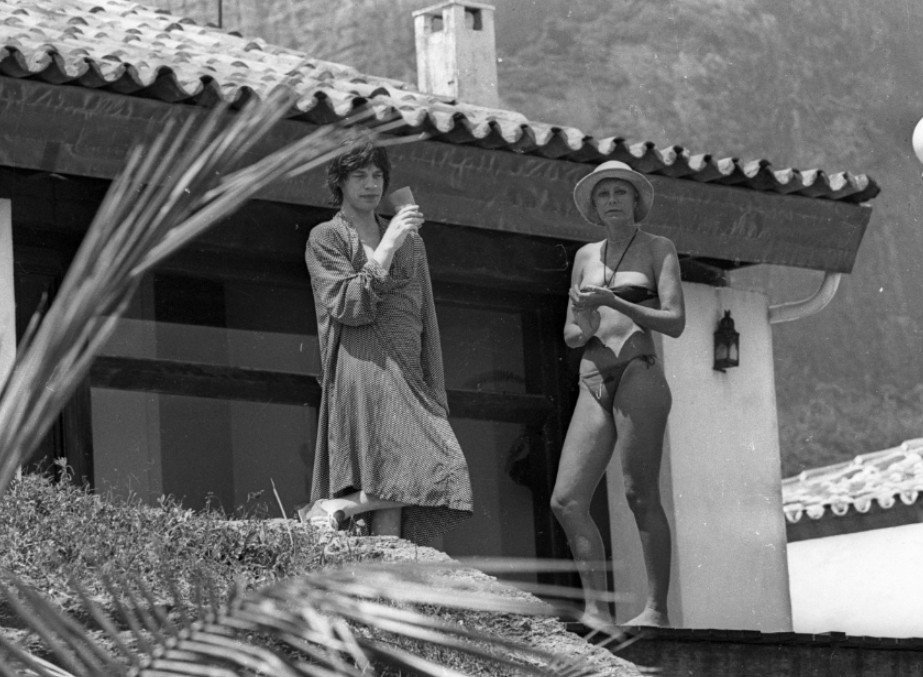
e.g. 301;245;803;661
0;560;617;677
0;86;411;498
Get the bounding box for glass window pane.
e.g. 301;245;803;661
100;317;321;375
437;304;526;393
91;388;316;516
445;418;537;581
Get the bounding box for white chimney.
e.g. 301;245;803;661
413;1;499;108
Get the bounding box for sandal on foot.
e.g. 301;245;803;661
565;620;645;652
297;500;346;531
599;627;648;654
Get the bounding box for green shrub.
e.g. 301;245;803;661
0;473;331;614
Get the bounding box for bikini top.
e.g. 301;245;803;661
599;232;658;304
610;284;659;304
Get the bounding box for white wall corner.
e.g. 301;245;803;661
608;282;793;631
0;199;15;389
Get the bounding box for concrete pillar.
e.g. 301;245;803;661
413;1;499;108
0;200;14;389
607;282;793;631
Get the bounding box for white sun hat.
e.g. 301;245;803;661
573;160;655;225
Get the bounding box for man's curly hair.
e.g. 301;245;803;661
325;140;391;206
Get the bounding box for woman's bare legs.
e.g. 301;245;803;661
615;359;672;628
551;358;673;632
551;388;618;631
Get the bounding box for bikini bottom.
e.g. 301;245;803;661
579;353;657;411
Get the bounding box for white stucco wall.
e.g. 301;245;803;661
788;522;923;637
607;282;793;631
0;200;14;387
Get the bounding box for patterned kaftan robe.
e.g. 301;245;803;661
304;212;473;545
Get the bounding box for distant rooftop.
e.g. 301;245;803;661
0;0;880;204
782;438;923;524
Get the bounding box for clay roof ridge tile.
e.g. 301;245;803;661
628;140;656;159
394;106;431;130
805;504;825;519
742;158;772;177
715;156;740;175
591;137;618;157
551;125;589;151
292;90;321;112
427;109;459;134
15;43;52;72
827;171;850;192
876;494;896;510
526;123;555;147
492;119;527;145
798;167;824;184
773;167;798;185
93;57;126;80
49;48;94;79
687;153;713;168
662;144;690;165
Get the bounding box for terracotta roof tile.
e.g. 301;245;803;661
781;439;923;523
0;0;880;203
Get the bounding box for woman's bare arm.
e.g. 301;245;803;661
564;245;600;348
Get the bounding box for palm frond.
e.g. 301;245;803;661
0;86;413;498
1;560;615;677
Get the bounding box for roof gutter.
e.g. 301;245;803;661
768;271;842;324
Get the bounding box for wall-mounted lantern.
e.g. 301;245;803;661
713;310;739;372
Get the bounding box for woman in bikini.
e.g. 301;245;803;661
551;160;685;635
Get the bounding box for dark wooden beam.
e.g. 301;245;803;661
90;356;554;425
91;356;321;406
447;389;554;426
